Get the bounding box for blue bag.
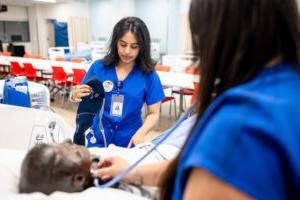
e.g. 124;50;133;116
2;76;31;108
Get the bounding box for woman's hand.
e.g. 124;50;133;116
127;102;161;147
71;84;92;102
91;157;133;182
127;130;146;148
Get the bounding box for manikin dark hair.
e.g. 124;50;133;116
160;0;300;199
103;16;156;74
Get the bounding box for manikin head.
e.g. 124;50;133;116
19;142;92;195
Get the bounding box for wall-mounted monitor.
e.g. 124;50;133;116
0;21;30;43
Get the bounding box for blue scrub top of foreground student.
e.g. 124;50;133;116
172;63;300;200
83;60;165;147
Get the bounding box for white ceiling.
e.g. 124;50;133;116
0;0;87;6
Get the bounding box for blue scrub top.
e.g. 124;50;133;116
83;60;165;147
172;63;300;200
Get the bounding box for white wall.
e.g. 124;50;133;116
89;0;183;56
35;1;89;56
27;6;39;54
89;0;135;41
36;1;88;22
135;0;169;54
178;0;192;54
0;5;28;21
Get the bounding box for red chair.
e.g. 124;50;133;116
191;81;200;104
172;66;200;113
23;53;33;58
70;57;85;63
50;66;72;102
0;52;10;78
34;54;45;59
10;61;25;76
55;57;65;61
23;63;45;82
72;69;86;85
2;51;12;56
155;65;171;71
155;64;177;118
0;63;9;78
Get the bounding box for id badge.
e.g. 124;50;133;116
110;94;124;117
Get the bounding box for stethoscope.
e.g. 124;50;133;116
87;80;123;147
85;98;107;147
79;85;107;147
94;104;196;188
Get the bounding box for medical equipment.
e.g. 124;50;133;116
90;40;108;61
48;47;70;60
0;79;51;108
98;98;107;146
95;104;196;188
73;78;105;146
0;104;72;151
2;76;30;108
48;121;57;143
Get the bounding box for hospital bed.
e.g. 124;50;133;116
0;104;148;199
0;104;73;151
0;148;148;200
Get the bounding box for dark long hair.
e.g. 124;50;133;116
160;0;300;199
103;16;156;74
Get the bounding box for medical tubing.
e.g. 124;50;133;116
94;105;194;188
98;99;107;147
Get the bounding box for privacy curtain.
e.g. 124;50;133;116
68;16;89;50
54;20;69;47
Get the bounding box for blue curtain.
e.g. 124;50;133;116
54;20;69;47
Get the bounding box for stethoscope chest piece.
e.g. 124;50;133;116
85;128;97;144
90;136;97;144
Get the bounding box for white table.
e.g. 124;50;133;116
0;80;50;107
0;55;200;113
157;71;198;89
158;71;200;115
0;56;198;88
0;55;90;74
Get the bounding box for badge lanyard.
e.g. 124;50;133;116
110;80;124;117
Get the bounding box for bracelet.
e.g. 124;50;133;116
133;167;143;186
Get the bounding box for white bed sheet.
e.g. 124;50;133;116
89;143;179;166
0;148;148;200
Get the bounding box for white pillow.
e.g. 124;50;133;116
0;148;25;194
0;148;148;200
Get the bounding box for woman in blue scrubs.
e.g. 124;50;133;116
95;0;300;199
71;17;165;148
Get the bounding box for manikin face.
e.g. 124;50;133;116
53;142;91;173
117;31;140;66
50;142;92;190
